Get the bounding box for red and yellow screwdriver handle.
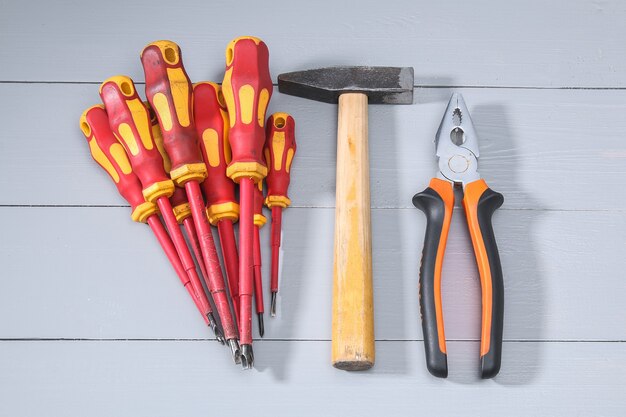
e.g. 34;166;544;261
221;36;273;183
147;106;192;224
264;113;296;209
412;178;504;379
192;81;239;224
141;41;206;185
99;76;175;202
79;105;156;223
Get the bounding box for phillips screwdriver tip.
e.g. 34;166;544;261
207;313;225;345
258;313;265;337
270;292;277;317
240;344;254;370
227;339;241;364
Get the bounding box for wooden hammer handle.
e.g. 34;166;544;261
332;93;375;371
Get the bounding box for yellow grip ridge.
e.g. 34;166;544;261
152;93;173;131
126;98;153;150
226;162;267;183
206;202;240;225
89;139;119;183
201;128;220;167
170;163;207;185
131;201;158;223
265;195;291;208
142;179;175;202
173;203;191;223
238;84;255;125
109;143;132;175
271;131;286;171
117;123;139;156
166;67;191;127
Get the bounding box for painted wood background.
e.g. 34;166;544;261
1;0;625;415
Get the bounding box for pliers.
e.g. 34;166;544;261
413;93;504;379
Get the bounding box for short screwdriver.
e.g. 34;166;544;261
253;181;266;336
221;36;273;369
141;41;240;361
99;76;227;353
79;105;223;342
192;81;241;324
264;113;297;316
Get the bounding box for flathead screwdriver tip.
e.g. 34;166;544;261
258;313;265;337
270;292;277;317
227;339;241;364
240;344;254;370
207;313;225;344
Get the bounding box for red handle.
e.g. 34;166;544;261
99;76;174;202
193;81;239;224
141;40;206;185
221;36;273;183
264;113;296;208
253;181;266;227
79;105;156;223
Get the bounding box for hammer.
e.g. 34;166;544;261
278;66;414;370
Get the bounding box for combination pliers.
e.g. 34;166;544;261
413;93;504;379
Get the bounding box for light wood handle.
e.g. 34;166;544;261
332;93;375;371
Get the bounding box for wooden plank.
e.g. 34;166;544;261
0;340;624;416
1;206;624;340
1;1;626;87
1;83;626;210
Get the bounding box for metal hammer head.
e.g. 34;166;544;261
278;66;414;104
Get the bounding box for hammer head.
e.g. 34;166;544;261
278;66;414;104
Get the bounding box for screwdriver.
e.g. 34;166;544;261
221;36;273;369
253;181;266;336
148;103;212;289
141;41;240;362
79;105;224;342
98;76;229;354
264;113;297;316
192;81;241;324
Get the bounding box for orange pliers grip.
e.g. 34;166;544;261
414;178;504;379
462;179;504;379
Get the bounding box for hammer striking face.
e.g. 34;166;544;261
278;66;414;104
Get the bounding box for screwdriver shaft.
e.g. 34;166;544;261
270;206;282;293
238;178;255;346
217;219;240;324
185;180;238;342
253;226;264;337
183;217;210;290
156;197;211;316
146;214;208;324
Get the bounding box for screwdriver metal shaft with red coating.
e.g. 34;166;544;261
264;113;297;316
192;82;241;325
149;107;213;294
79;105;223;342
140;41;240;361
253;181;266;336
221;36;273;369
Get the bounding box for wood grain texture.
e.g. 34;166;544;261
2;84;626;210
332;93;374;370
1;0;625;87
0;340;624;417
1;206;624;341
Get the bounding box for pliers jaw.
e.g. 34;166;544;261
435;93;481;187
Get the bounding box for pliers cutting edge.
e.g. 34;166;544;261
413;93;504;379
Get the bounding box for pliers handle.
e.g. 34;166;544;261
413;178;504;379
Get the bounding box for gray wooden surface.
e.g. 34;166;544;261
1;0;625;415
